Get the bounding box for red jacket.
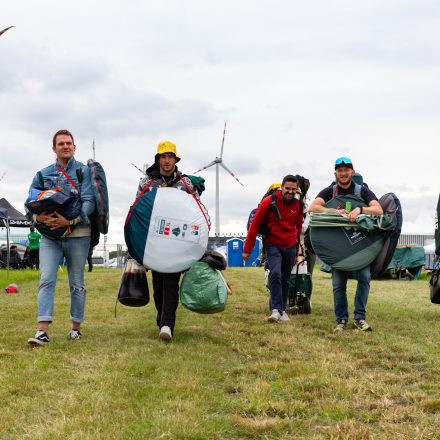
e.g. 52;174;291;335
244;190;303;253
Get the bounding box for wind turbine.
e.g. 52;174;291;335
194;123;244;236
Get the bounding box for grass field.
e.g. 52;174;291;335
1;267;439;439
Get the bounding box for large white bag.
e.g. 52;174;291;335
125;187;210;273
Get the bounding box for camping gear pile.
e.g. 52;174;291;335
124;187;210;273
386;246;425;280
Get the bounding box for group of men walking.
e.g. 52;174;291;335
244;157;383;332
26;128;382;347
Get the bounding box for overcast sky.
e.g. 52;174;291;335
1;0;439;244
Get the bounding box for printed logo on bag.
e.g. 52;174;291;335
159;219;165;235
154;217;200;242
342;228;366;245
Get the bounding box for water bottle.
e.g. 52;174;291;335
345;201;352;213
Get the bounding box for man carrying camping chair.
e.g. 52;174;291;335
309;157;383;332
243;175;303;322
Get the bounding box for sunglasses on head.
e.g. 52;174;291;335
335;157;353;168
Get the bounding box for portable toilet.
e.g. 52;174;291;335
226;238;244;267
244;237;262;267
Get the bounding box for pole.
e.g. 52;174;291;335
103;235;107;266
215;162;220;236
6;219;10;274
92;139;96;160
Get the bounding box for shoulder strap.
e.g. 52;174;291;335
56;164;78;190
332;183;362;198
179;176;211;230
270;192;282;220
124;179;154;226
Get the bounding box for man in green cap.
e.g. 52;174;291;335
27;226;41;269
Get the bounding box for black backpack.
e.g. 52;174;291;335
247;190;281;237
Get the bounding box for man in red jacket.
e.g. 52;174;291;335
243;175;303;322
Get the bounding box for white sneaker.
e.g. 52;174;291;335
159;326;172;341
268;309;281;322
67;329;82;340
279;311;290;322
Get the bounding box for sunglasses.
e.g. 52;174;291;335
335;157;353;168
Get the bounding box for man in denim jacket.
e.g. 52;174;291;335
27;129;95;346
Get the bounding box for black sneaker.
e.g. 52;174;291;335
68;329;82;340
334;320;348;332
353;319;372;332
28;331;50;346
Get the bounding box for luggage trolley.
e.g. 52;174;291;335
287;246;312;314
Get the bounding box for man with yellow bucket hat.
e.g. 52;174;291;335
134;141;203;341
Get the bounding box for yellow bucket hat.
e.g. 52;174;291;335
155;141;181;163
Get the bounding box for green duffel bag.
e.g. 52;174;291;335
180;262;227;314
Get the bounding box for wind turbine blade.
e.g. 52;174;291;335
131;163;146;176
0;26;14;37
219;162;244;187
193;160;217;174
219;122;226;159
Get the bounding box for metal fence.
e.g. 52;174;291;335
398;234;435;247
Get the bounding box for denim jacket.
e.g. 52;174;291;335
26;157;95;224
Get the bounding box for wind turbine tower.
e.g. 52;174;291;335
194;123;244;236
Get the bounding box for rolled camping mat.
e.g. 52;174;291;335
124;187;209;273
310;194;384;271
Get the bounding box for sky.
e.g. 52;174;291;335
1;0;439;244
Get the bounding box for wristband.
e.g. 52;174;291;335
359;206;363;214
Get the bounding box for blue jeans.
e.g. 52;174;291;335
37;236;90;323
266;244;297;314
331;265;371;321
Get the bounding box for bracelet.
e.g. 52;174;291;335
359;206;363;214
